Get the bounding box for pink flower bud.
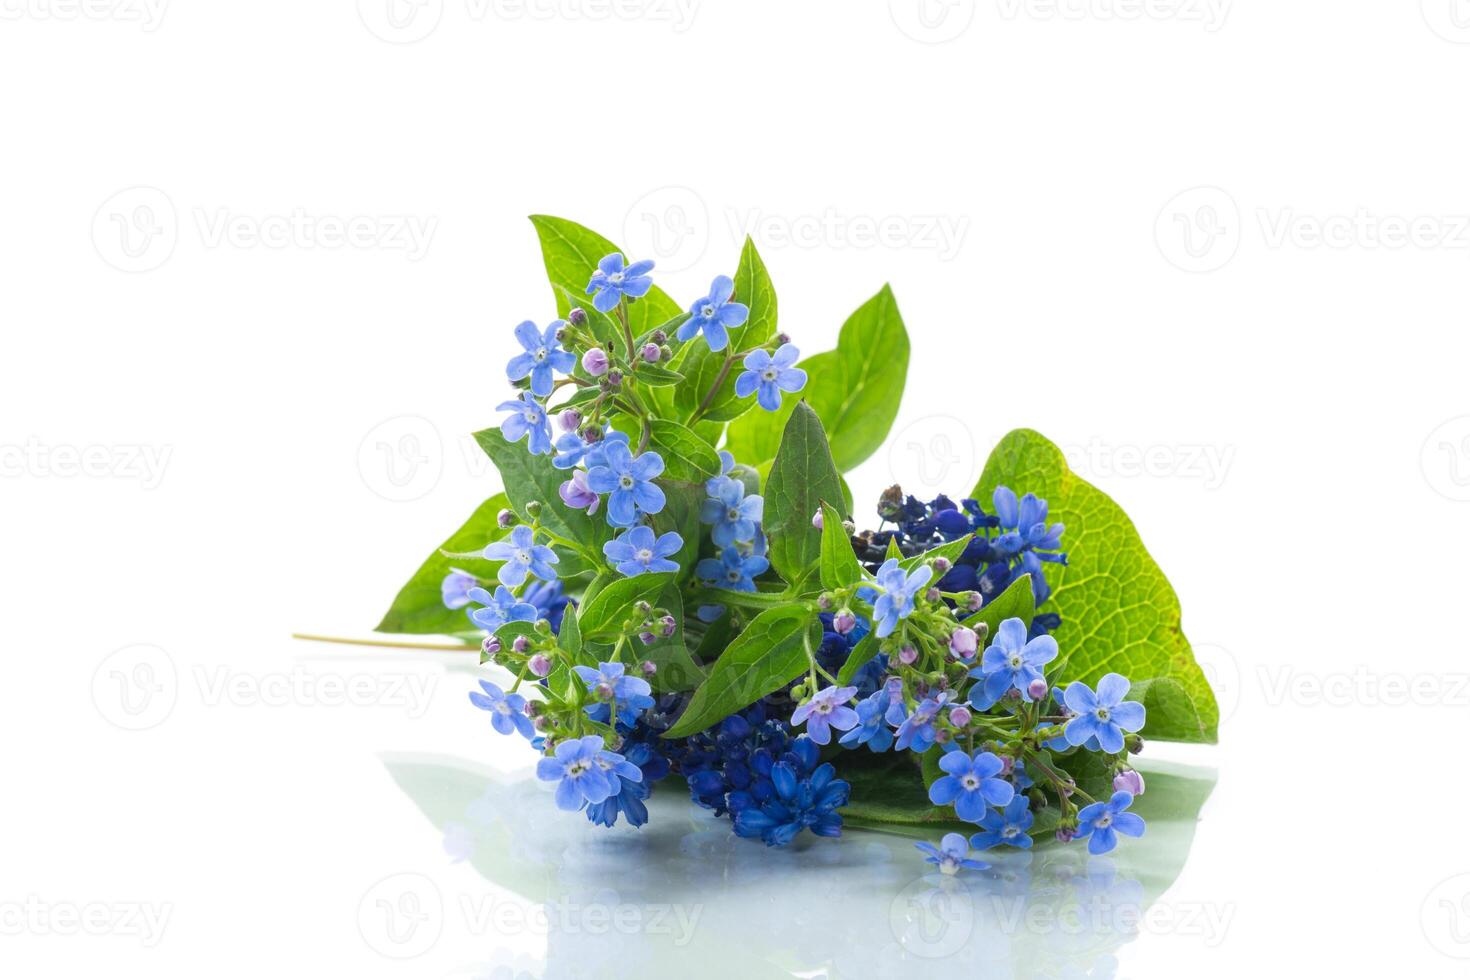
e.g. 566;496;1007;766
1027;678;1049;701
638;631;657;645
497;509;515;528
660;615;677;638
924;587;941;603
582;347;609;376
557;409;582;432
898;644;918;665
641;343;661;363
1113;770;1145;797
1055;826;1077;843
528;654;552;677
965;591;983;612
997;754;1014;776
481;635;501;656
949;626;978;659
949;706;972;727
567;307;588;327
640;660;657;677
512;636;530;654
811;509;824;530
833;609;856;635
933;557;952;574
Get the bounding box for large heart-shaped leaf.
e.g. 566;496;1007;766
763;402;845;584
374;494;511;636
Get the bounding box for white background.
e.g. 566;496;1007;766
4;1;1470;976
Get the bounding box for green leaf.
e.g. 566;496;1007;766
663;606;817;739
473;428;600;550
484;620;539;663
529;215;682;339
374;494;510;635
575;572;674;638
725;285;910;472
559;601;582;659
763;403;845;584
973;429;1218;743
648;420;721;482
900;533;974;573
818;501;863;591
630;364;684;387
671;238;779;424
649;479;706;575
640;582;706;693
835;630;880;686
1129;676;1209;743
968;573;1036;637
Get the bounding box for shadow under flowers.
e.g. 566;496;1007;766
384;752;1217;980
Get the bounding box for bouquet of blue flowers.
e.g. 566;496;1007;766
374;216;1218;872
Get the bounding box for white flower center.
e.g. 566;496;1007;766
523;408;540;422
726;507;740;521
636;548;653;564
1096;706;1111;722
514;549;531;564
701;304;715;318
534;347;547;361
619;475;635;490
1008;654;1022;669
961;775;980;791
609;272;624;284
567;760;589;777
494;702;512;716
1096;813;1114;829
761;367;779;382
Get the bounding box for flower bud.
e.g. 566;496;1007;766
651;329;667;344
1126;734;1145;754
534;715;552;732
817;593;833;611
582;347;609;376
949;626;978;660
949;706;972;727
640;660;657;678
557;409;582;432
638;630;657;645
658;344;673;361
775;332;791;345
641;342;661;363
659;615;677;638
997;754;1014;776
581;425;604;443
635;601;653;616
1113;770;1146;797
481;635;501;656
965;591;984;611
595;681;614;701
933;556;952;574
935;729;952;744
525;500;542;518
497;509;516;528
525;700;543;717
1055;826;1077;843
528;653;552;677
568;307;588;328
833;609;857;635
898;644;918;665
512;636;530;654
1027;678;1049;701
811;509;824;531
924;587;941;603
604;369;623;388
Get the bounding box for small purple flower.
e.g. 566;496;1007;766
970;795;1035;850
440;569;479;610
481;524;559;587
928;748;1015;822
790;685;860;746
915;833;989;875
582;347;609;376
468;680;533;738
528;653;552;677
465;585;539;632
699;479;763;547
949;626;978;660
677;274;748;352
536;735;616;811
505;320;576;397
1076;790;1146;855
734;343;807;412
695;546;769;592
586;441;666;527
969;617;1058;709
557;408;582;432
586;253;655;313
558;470;601;515
1063;673;1145;754
603;525;683;577
871;558;933;638
1114;770;1146;797
496;391;554;455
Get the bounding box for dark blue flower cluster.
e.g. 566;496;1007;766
677;704;849;845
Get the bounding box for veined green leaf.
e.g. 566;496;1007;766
473;428;604;553
529;215;682;339
818;501;863;591
649;420;721;482
764;403;845;584
973;429;1218;743
375;494;511;635
641;581;706;693
576;572;674;638
663;605;818;739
